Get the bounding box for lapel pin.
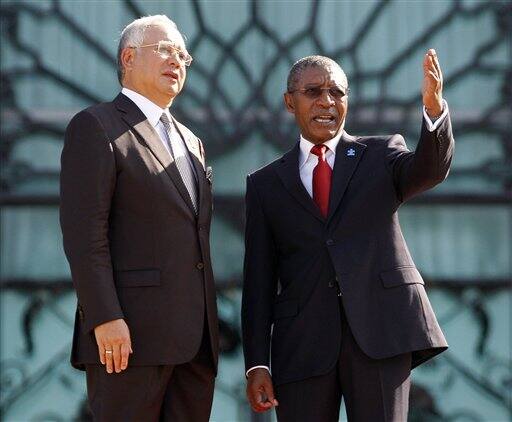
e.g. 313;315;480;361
347;148;356;157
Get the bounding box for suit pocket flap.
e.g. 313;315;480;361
115;269;160;287
273;299;299;320
380;267;424;288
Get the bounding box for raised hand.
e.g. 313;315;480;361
94;318;133;374
422;48;444;118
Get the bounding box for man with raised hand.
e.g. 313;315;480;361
242;49;452;421
60;15;218;421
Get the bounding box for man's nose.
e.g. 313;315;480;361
166;53;182;69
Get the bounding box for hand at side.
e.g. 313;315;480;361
94;318;133;374
246;368;279;413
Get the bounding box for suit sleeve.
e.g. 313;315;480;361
386;110;454;202
241;175;278;372
60;110;124;333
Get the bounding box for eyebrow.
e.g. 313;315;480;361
161;40;181;47
302;83;347;89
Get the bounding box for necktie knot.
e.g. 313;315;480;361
160;112;171;127
311;144;328;161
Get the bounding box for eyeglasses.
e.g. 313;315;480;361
289;86;349;100
132;41;193;66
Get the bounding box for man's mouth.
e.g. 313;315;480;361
313;115;336;124
163;72;179;80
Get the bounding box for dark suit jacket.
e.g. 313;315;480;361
242;115;454;386
60;93;219;371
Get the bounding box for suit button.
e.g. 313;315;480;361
197;225;203;231
328;281;335;288
196;262;204;270
326;239;334;246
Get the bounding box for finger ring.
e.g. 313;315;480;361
105;350;113;354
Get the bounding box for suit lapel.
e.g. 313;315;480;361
172;117;208;217
274;144;324;223
114;94;196;215
327;131;366;224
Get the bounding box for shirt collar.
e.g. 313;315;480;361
121;87;169;128
299;131;343;168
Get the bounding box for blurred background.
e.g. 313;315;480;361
1;0;511;421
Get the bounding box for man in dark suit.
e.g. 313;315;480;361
60;15;218;421
242;50;452;421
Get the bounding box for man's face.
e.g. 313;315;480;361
283;65;348;144
128;25;187;106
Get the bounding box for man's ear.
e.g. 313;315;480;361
283;92;295;114
121;48;135;72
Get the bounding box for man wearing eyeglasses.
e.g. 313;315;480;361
242;52;452;421
60;15;218;421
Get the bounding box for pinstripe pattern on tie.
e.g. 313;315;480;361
159;113;198;213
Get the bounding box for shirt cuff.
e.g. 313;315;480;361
246;365;271;378
423;99;449;132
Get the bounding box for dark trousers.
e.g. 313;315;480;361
275;304;411;422
85;324;215;422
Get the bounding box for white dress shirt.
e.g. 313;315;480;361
245;101;449;377
299;131;341;197
121;87;195;170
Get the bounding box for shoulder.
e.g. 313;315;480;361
67;100;117;133
249;157;281;177
350;133;407;151
247;151;289;185
64;101;120;150
351;133;404;145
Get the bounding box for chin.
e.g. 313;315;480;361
162;87;178;99
311;130;335;143
169;85;182;96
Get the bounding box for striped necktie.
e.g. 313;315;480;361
159;113;198;213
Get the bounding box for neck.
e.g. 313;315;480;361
122;82;173;109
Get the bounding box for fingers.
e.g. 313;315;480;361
120;342;131;371
248;390;273;412
112;343;122;373
424;49;442;82
104;346;114;374
423;55;438;78
263;382;278;407
433;56;442;81
247;388;264;412
426;70;440;82
429;49;442;80
98;343;130;374
98;344;106;365
247;378;278;412
94;319;132;374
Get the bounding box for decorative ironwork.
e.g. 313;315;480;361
1;0;511;420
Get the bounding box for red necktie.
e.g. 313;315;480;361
311;144;332;218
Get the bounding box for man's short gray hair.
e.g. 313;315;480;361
286;55;347;92
117;15;182;85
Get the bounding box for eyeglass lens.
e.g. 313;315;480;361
304;87;347;99
157;42;192;65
